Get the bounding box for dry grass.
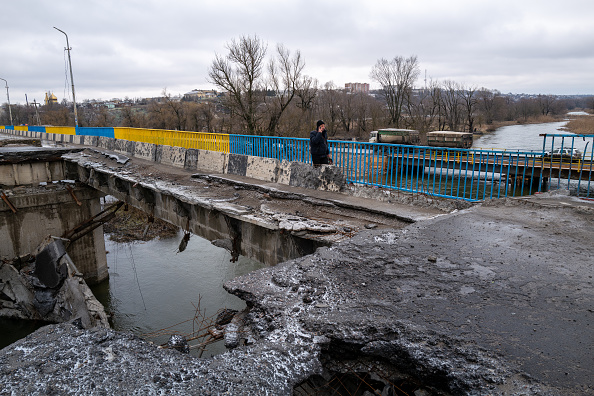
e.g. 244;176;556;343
565;115;594;135
103;205;178;242
476;115;562;134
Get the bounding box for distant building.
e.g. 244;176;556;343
44;92;58;105
183;89;217;101
345;83;369;95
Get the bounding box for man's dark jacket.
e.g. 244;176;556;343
310;129;329;160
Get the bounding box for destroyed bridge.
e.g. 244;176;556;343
0;128;592;395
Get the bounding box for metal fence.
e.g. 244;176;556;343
541;134;594;195
230;135;311;163
2;126;592;201
229;133;593;201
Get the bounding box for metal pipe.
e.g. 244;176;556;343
0;77;13;125
53;27;78;127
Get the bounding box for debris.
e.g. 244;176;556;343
103;205;177;243
1;192;18;213
167;335;190;354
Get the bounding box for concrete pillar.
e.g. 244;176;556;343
0;185;108;285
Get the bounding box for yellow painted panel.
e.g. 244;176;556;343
112;127;230;153
114;127;136;141
15;126;28;131
46;126;76;135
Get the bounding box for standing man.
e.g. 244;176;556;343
310;120;332;166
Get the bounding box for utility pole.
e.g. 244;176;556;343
31;99;41;126
54;27;78;127
0;77;13;126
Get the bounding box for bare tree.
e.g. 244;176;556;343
370;55;420;127
352;92;376;137
477;88;496;125
459;84;478;132
120;106;142;128
161;89;186;130
337;89;355;134
41;103;72;126
208;35;305;135
208;35;266;134
537;94;556;116
295;75;318;111
263;44;306;135
406;80;441;133
440;80;463;131
315;81;341;136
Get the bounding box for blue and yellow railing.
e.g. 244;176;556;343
1;126;592;200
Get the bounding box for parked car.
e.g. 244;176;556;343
542;148;582;160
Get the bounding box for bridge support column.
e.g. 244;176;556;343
0;185;108;285
540;176;549;191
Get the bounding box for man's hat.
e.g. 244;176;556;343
316;120;325;129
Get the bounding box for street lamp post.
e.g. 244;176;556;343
0;77;13;126
54;27;78;127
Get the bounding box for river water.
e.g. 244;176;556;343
91;232;265;357
0;231;265;355
473;118;590;154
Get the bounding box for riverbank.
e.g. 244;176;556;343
477;111;593;136
564;112;594;134
476;114;562;134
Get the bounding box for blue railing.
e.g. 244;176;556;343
329;143;551;201
230;135;312;163
229;134;593;201
541;134;594;195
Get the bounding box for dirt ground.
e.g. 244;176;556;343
103;204;178;242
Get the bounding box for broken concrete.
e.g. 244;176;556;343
1;194;591;395
0;322;320;395
0;238;108;329
60;148;435;266
1;131;591;394
223;193;593;395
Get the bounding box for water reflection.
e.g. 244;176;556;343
91;230;266;357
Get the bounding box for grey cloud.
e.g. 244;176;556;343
1;0;593;104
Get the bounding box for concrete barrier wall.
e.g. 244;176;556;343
184;148;199;170
134;141;157;162
1;130;345;193
198;150;227;174
277;161;292;185
226;153;248;177
246;156;279;183
160;146;187;168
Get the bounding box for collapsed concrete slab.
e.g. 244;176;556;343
2;196;589;395
0;238;108;329
223;195;593;395
0;322;321;395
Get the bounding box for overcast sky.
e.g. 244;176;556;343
1;0;593;104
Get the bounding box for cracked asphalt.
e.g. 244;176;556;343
226;193;594;394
